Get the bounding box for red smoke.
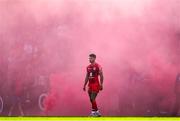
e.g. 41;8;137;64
0;0;180;116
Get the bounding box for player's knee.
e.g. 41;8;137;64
90;98;94;102
91;98;95;102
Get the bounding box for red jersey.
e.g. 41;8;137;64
87;63;102;92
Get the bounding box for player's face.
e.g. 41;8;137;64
89;57;95;63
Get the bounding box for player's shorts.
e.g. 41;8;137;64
88;83;100;93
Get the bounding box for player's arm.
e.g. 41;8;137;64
83;72;89;91
99;67;104;90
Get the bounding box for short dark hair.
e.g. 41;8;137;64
89;53;96;58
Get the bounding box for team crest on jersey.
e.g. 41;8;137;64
88;68;91;70
93;67;96;70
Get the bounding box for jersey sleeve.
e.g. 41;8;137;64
98;64;103;74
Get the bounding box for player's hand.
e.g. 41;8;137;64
99;84;103;91
83;86;86;91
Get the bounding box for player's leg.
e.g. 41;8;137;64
88;91;98;110
88;91;97;116
91;92;101;116
91;92;98;111
88;91;101;116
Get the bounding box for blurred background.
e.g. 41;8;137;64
0;0;180;116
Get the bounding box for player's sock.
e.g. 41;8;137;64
92;100;98;111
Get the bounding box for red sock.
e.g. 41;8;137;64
92;100;98;111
